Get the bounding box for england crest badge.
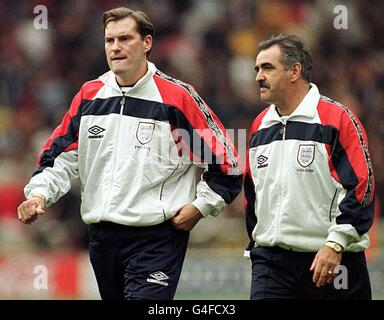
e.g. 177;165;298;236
297;144;315;167
136;121;155;145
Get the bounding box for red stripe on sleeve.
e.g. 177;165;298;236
37;80;103;165
318;99;374;203
249;107;269;137
154;75;240;173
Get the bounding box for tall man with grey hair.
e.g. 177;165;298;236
244;34;375;299
17;7;242;300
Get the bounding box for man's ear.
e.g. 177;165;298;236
290;63;302;82
143;35;152;53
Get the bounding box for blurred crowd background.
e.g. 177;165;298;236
0;0;383;279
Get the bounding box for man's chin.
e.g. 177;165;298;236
110;67;125;75
259;93;270;103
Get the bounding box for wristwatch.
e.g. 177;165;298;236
325;241;343;253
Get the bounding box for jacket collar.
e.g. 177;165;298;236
262;83;320;124
98;61;157;93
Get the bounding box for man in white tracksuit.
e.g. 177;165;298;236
18;7;242;300
245;34;375;299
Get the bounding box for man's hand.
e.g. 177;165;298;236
170;204;203;232
17;195;46;224
310;246;342;288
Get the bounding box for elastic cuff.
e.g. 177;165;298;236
27;188;49;204
31;193;46;202
191;198;212;218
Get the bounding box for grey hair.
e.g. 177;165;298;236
258;34;313;82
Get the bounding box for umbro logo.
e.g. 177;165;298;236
88;125;105;139
146;271;169;287
257;155;268;169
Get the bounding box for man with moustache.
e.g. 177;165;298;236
244;34;375;299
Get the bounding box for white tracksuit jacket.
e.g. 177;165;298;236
244;84;375;252
25;62;242;226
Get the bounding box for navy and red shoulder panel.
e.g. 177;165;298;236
318;96;375;235
154;71;239;171
34;80;104;175
154;71;242;204
318;96;374;206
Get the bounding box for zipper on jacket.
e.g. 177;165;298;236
275;122;287;240
329;189;338;221
103;92;127;217
120;94;126;110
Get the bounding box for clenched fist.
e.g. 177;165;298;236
17;195;46;224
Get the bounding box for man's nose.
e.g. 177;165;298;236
255;70;265;82
111;39;121;51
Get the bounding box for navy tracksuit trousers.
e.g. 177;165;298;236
88;221;189;300
250;246;371;300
